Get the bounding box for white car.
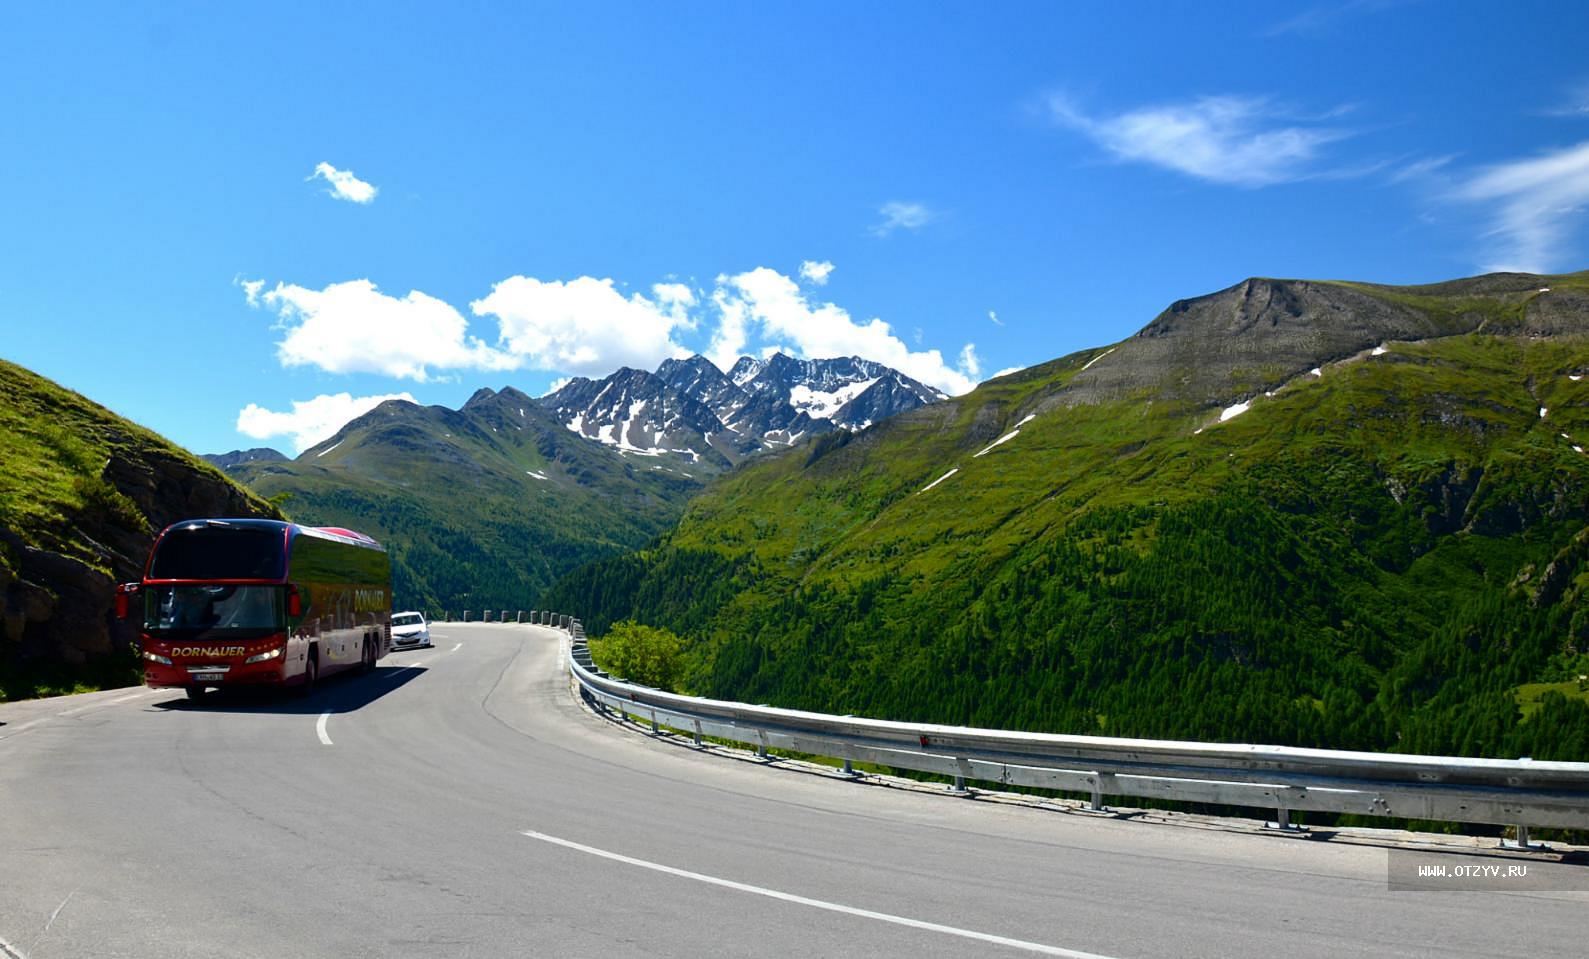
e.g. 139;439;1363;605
391;611;432;649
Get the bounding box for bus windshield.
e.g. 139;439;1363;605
149;524;285;580
143;585;283;632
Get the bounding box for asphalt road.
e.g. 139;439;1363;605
3;623;1586;958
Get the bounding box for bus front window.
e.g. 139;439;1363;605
144;586;283;632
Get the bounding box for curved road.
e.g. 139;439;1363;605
2;623;1585;958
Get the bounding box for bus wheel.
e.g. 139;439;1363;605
301;653;318;696
185;686;206;701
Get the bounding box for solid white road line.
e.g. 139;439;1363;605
0;932;29;959
450;643;462;652
519;830;1120;959
316;711;333;746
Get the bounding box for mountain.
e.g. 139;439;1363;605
225;386;701;615
543;270;1589;765
542;352;945;466
0;359;284;699
201;447;288;470
219;353;941;616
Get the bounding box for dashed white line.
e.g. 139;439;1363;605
316;711;333;746
451;643;463;652
519;830;1118;958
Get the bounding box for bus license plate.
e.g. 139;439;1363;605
192;671;225;682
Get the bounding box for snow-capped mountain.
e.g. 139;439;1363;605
539;353;945;468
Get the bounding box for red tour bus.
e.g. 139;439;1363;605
119;518;392;699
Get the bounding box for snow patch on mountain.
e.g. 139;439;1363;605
789;379;878;420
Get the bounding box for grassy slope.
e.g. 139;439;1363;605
0;359;281;576
544;274;1589;762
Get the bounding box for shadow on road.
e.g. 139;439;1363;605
151;663;427;715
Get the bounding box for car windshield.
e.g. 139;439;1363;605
392;614;423;627
144;586;282;631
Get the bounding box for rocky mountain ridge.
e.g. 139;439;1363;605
542;352;945;466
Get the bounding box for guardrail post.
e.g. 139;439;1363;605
757;730;769;759
842;758;856;777
1273;804;1298;832
1090;777;1106;812
1505;823;1537;850
693;719;703;746
650;709;659;734
463;609;471;622
951;774;967;794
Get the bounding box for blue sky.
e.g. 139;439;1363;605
4;1;1589;454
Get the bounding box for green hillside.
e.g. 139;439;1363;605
0;359;283;698
544;270;1589;762
230;386;701;615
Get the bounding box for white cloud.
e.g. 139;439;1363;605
958;343;981;379
799;260;835;285
988;309;1004;327
248;267;987;397
541;376;572;397
1456;141;1589;273
871;201;933;236
711;267;978;394
250;278;516;382
236;391;414;454
308;162;378;204
470;276;693;376
991;366;1025;379
1050;94;1352;188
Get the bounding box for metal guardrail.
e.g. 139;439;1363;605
546;616;1589;844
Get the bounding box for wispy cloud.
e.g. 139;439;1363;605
1049;94;1355;188
308;162;378;204
1542;80;1589;118
1455;141;1589;273
871;201;933;236
987;309;1004;327
1263;0;1409;38
1388;154;1455;184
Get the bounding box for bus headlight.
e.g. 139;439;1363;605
245;647;283;664
143;651;173;665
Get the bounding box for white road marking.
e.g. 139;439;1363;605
450;643;463;652
39;884;80;942
0;932;30;959
316;711;333;746
519;830;1119;959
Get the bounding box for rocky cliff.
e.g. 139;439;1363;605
0;359;283;698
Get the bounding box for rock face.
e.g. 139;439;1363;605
1054;274;1589;410
1;360;282;694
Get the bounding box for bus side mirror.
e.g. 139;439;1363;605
115;583;139;619
286;585;302;618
